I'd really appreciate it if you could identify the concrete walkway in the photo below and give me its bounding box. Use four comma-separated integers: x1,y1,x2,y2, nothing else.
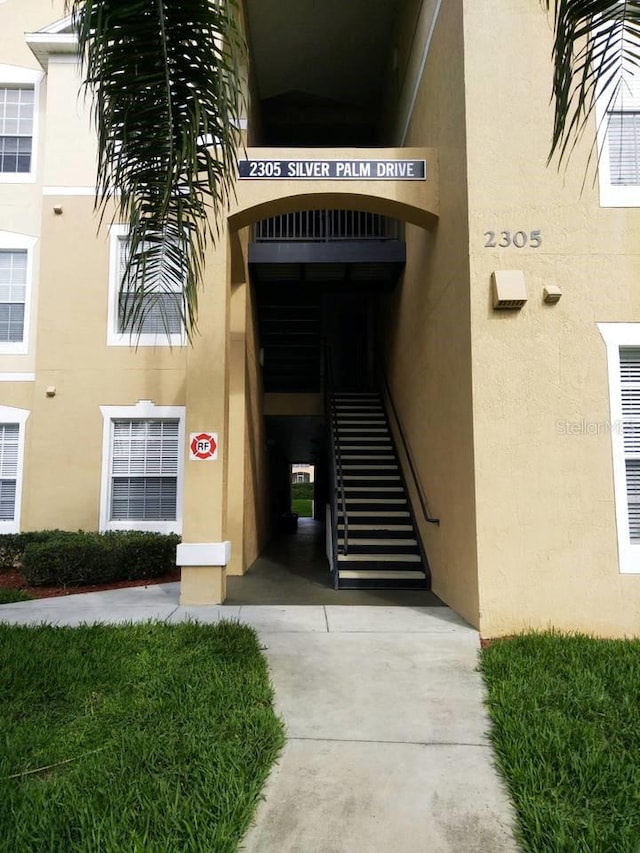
0,584,518,852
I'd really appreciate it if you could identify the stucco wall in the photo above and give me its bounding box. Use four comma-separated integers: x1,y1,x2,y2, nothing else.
25,196,187,531
243,278,270,568
381,0,480,627
464,0,640,637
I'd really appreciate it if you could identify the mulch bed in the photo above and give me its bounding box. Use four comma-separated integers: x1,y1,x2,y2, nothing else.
0,568,181,599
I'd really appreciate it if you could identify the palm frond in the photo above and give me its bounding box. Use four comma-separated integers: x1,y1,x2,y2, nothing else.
67,0,246,341
541,1,640,165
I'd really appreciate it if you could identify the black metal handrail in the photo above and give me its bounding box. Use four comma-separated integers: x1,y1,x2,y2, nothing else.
380,370,440,525
324,346,349,570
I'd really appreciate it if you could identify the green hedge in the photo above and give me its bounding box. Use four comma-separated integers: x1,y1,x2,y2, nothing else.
0,531,66,572
291,482,313,500
2,530,180,588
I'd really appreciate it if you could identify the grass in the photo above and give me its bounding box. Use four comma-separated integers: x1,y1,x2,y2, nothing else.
291,499,312,517
0,588,34,604
480,632,640,853
0,621,285,853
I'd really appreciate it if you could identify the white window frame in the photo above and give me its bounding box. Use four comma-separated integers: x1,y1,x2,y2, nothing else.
99,400,185,534
593,23,640,209
599,323,640,572
107,224,187,347
0,230,36,355
0,65,43,184
0,405,29,533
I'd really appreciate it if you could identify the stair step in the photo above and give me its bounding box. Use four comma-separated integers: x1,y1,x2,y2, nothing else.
344,486,404,492
341,454,395,460
336,425,387,430
338,538,418,548
338,432,389,437
335,415,386,421
342,464,398,470
338,511,411,518
344,498,407,504
340,445,389,450
337,570,426,581
337,553,422,563
339,444,392,449
335,411,384,417
338,522,413,536
335,414,386,420
341,548,420,557
335,426,389,440
343,475,401,481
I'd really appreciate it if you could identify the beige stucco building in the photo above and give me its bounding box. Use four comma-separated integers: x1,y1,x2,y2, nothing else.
1,0,639,637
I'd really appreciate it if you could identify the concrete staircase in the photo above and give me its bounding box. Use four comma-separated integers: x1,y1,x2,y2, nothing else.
330,391,429,589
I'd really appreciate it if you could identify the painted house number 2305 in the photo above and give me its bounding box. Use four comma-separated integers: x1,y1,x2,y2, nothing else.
484,230,542,248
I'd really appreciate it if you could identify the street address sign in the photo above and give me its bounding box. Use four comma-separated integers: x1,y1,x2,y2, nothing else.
238,159,426,181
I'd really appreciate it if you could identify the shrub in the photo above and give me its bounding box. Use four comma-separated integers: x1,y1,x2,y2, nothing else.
291,482,313,500
20,531,180,588
0,531,67,572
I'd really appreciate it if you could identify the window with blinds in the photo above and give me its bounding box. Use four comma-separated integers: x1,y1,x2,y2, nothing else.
116,236,183,337
0,423,19,521
0,87,33,174
0,250,26,343
608,111,640,185
110,419,179,521
594,59,640,204
620,348,640,542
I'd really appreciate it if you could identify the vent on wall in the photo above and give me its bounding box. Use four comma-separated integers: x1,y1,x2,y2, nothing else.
491,270,527,310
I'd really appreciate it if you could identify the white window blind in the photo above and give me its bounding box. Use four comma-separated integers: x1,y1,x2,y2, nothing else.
0,423,19,521
0,88,33,174
608,112,640,185
607,73,640,186
0,250,26,343
116,236,183,336
110,419,179,521
620,348,640,542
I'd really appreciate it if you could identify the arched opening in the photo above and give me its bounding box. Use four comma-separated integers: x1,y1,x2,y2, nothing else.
227,192,441,602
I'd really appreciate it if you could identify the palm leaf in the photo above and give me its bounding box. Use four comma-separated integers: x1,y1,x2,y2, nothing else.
541,1,640,165
67,0,246,341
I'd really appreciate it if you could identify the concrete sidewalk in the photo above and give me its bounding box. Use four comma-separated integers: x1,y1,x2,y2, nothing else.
0,584,518,852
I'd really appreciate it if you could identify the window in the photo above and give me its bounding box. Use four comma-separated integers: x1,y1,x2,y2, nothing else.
0,231,35,354
0,250,26,344
620,348,640,545
0,66,41,183
111,420,179,521
0,406,29,533
0,424,19,521
0,87,34,174
599,324,640,571
596,55,640,205
100,401,185,533
107,225,186,346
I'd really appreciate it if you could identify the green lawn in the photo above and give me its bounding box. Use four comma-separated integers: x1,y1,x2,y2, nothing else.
0,621,284,853
480,632,640,852
0,588,34,604
291,498,312,517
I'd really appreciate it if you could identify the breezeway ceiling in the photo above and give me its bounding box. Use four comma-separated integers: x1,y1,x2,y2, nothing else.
244,0,409,145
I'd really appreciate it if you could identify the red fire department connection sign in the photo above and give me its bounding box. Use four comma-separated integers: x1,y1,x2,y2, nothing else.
189,432,218,461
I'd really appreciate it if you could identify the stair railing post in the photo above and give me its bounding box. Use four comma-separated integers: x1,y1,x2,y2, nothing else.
324,346,349,586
